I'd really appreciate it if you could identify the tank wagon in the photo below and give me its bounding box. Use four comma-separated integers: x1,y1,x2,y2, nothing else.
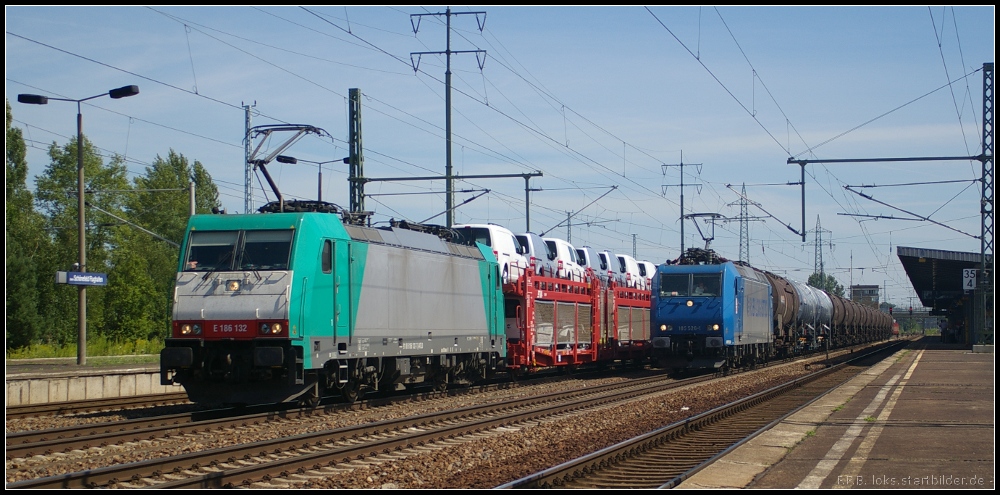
162,205,652,406
650,248,892,372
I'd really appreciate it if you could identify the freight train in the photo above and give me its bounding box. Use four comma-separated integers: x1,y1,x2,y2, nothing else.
160,202,650,406
649,248,894,372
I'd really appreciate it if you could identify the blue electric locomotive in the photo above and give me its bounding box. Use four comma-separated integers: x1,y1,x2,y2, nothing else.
650,260,773,371
650,248,893,372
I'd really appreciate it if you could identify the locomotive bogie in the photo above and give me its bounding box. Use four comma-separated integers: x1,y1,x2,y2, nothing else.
161,338,306,404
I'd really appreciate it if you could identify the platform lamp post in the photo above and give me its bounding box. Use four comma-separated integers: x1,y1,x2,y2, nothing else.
275,155,348,203
17,85,139,366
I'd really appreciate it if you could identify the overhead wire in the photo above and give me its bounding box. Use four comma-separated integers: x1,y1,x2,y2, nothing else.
11,7,982,292
645,6,982,297
0,9,682,252
302,7,688,239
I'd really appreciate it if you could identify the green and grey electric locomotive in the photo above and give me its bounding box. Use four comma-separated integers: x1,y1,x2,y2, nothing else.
160,211,506,405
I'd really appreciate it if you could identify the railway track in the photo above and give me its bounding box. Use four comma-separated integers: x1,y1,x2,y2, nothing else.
4,392,191,419
498,340,907,489
6,343,895,489
5,400,314,460
7,371,696,489
3,368,643,460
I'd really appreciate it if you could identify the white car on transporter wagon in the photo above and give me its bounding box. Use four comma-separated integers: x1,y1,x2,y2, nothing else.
454,223,528,284
543,237,586,282
515,232,558,278
615,252,645,289
637,260,657,290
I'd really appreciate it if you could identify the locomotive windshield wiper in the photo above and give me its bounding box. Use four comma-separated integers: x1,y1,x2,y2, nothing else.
202,250,234,281
239,251,263,281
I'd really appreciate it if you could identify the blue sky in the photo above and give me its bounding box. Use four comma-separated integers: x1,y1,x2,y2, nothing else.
6,6,995,307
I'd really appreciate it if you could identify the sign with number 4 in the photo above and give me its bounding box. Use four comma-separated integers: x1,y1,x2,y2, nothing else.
963,269,977,291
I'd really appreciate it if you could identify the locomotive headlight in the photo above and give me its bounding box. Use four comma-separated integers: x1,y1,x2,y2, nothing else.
711,324,720,331
259,322,283,335
660,324,667,331
227,280,241,291
180,324,202,335
686,300,693,307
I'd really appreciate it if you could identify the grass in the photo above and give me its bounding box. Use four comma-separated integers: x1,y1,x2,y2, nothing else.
864,416,877,423
832,397,851,412
6,336,164,365
76,354,160,365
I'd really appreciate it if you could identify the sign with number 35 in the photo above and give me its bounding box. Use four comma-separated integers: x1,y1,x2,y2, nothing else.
962,269,977,291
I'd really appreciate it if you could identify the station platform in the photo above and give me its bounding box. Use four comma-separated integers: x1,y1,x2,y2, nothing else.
679,336,995,489
5,356,174,406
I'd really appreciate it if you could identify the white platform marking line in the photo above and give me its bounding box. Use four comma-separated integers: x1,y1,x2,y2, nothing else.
796,354,912,489
832,350,924,488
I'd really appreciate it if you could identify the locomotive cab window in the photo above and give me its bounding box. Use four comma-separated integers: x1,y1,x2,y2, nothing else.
240,230,293,270
184,231,238,271
183,229,293,272
692,274,721,296
659,274,690,296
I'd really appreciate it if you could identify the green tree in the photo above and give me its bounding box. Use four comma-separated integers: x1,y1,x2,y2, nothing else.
5,99,49,350
108,149,221,341
808,272,845,298
131,149,219,245
7,107,224,351
103,227,164,342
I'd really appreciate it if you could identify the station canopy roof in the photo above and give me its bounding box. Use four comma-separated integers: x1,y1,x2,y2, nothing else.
896,246,983,315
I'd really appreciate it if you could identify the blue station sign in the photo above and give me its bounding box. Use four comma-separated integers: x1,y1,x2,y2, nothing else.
55,271,108,286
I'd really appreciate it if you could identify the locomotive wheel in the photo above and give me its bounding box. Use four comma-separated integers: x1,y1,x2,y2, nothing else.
433,378,449,392
508,368,524,382
341,381,361,403
300,395,320,408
